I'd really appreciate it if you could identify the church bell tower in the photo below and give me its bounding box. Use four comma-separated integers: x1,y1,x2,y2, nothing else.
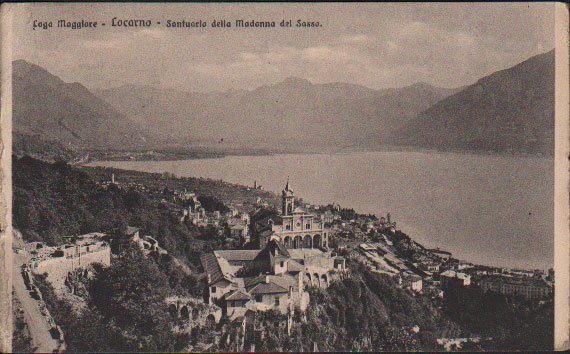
282,178,294,215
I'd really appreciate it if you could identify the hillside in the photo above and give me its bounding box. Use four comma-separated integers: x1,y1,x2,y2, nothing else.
389,50,555,156
13,60,151,149
14,52,553,157
11,156,460,352
12,155,277,254
13,132,84,162
13,156,553,351
95,79,457,149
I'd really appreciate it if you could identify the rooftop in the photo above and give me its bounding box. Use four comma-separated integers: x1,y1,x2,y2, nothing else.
214,250,260,262
226,289,251,301
244,274,295,295
250,282,288,294
481,275,550,288
288,248,324,260
293,207,306,214
201,253,231,285
287,260,304,273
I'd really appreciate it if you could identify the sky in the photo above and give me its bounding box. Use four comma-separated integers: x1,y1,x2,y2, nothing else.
10,3,554,92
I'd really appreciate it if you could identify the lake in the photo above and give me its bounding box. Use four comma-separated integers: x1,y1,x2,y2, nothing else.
89,150,554,270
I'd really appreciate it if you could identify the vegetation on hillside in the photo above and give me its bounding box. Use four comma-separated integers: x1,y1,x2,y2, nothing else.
196,195,230,213
13,133,83,162
13,156,554,352
390,50,554,156
443,284,554,351
34,244,190,352
241,261,460,352
13,155,239,269
12,295,34,353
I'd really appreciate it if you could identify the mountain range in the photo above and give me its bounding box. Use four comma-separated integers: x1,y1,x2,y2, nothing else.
13,60,151,149
12,49,554,158
95,78,459,149
389,49,554,156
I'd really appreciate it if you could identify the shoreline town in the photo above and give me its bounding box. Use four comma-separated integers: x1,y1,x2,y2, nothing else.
14,165,554,351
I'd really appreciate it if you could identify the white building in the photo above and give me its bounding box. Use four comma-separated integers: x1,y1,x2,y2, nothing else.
201,240,346,320
261,180,331,249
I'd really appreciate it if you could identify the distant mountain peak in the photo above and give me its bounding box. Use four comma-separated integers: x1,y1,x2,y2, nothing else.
408,82,435,90
13,58,37,68
13,59,50,75
13,59,52,75
390,50,554,156
13,58,31,66
96,70,458,149
13,60,151,149
279,77,312,86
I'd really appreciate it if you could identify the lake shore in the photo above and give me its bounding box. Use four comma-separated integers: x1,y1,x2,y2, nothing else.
81,144,554,165
87,150,554,270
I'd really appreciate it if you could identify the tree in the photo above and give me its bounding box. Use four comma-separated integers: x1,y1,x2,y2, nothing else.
90,244,176,351
197,195,230,213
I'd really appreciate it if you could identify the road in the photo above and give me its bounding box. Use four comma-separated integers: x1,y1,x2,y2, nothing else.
12,232,60,353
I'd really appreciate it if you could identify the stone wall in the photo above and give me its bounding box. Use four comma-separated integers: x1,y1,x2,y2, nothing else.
31,246,110,291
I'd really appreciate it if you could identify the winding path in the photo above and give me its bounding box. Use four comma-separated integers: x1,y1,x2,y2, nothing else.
12,231,60,353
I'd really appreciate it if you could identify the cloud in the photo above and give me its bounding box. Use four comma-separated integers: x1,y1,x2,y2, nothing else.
138,28,167,39
80,38,122,49
302,46,353,63
10,3,554,92
341,34,370,44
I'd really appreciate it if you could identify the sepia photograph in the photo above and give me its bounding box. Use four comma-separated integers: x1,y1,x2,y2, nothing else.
1,2,568,352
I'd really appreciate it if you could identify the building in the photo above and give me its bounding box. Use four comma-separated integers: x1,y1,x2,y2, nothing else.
200,240,346,319
126,226,168,255
321,210,334,225
429,248,452,260
399,272,423,292
173,190,197,204
227,213,251,243
440,270,471,287
178,194,209,225
201,241,306,319
98,173,119,189
480,275,552,300
260,179,331,249
28,235,111,292
420,259,441,273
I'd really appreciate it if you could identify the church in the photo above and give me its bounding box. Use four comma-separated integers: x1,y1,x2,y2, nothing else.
260,179,330,249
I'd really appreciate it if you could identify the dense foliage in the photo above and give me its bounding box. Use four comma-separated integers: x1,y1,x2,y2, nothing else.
14,156,554,352
34,244,190,352
12,295,34,353
246,261,460,352
246,262,553,351
13,155,234,269
443,284,554,350
197,195,230,213
13,133,82,162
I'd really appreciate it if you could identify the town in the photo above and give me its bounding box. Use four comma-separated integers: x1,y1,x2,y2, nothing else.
13,168,554,352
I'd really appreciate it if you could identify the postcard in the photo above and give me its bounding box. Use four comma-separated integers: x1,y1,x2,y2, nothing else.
0,2,568,352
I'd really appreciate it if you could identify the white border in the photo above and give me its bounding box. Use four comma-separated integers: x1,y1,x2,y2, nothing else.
554,2,570,351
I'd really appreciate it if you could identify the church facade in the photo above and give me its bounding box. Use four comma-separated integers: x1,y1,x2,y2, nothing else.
263,180,330,249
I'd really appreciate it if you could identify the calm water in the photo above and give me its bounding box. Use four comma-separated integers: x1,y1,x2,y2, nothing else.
89,151,554,270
